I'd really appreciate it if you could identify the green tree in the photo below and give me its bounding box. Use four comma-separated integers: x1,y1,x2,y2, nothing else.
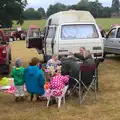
76,0,89,10
88,0,103,18
0,0,27,28
47,3,68,17
38,7,46,18
112,0,120,12
102,7,112,18
24,8,42,20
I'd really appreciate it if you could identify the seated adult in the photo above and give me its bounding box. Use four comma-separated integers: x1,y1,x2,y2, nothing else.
74,47,86,61
74,47,95,66
24,57,45,102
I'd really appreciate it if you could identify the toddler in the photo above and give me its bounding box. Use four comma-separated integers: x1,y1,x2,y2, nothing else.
46,54,61,76
49,68,69,97
11,59,25,101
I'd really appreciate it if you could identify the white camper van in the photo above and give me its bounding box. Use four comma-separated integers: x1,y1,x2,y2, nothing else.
45,10,104,59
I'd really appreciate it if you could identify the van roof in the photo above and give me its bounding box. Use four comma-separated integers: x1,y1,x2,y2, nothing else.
46,10,96,26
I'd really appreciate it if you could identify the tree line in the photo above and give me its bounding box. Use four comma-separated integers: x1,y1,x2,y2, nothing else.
46,0,120,18
0,0,119,28
24,0,120,20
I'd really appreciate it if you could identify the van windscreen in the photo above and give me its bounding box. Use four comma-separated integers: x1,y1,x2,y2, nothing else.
61,24,99,39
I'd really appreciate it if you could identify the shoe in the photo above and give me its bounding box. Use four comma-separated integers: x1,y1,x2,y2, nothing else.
15,97,19,102
49,100,57,106
20,97,24,101
32,94,37,102
27,94,32,102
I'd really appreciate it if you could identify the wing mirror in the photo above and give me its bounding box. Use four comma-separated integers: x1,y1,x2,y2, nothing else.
106,34,109,38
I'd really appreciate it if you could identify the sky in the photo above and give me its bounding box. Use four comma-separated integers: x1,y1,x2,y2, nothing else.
27,0,112,10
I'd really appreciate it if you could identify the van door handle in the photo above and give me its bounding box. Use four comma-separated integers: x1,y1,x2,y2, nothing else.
111,41,113,43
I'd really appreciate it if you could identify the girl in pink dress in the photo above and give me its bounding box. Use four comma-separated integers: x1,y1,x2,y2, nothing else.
49,71,69,96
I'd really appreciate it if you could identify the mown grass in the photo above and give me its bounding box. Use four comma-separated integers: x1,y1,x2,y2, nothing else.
1,41,120,120
96,18,120,31
13,19,46,31
13,18,120,31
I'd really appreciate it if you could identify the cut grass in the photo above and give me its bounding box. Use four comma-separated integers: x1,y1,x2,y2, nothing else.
0,41,120,120
96,18,120,31
13,19,46,31
13,18,120,31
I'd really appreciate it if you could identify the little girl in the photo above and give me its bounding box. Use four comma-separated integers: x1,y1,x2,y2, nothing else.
49,67,69,96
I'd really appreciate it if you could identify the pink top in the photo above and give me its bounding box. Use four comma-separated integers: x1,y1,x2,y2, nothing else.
50,74,69,96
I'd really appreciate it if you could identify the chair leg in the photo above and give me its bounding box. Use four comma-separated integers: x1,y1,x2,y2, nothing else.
58,98,62,108
95,79,97,100
47,98,50,107
63,96,65,105
79,82,82,104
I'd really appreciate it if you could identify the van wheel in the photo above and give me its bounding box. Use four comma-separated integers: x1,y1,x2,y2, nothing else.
103,53,107,58
2,64,10,75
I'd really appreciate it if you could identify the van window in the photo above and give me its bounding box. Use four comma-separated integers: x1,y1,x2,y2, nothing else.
108,28,116,38
47,27,54,38
61,24,99,39
28,28,40,38
117,28,120,38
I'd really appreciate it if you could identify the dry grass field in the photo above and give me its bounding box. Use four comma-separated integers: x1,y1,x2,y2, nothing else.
0,41,120,120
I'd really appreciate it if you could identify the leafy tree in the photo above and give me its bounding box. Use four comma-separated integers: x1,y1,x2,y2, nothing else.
0,0,27,28
88,0,103,18
68,5,78,10
38,7,46,18
24,8,42,20
76,0,89,10
112,0,120,12
102,7,112,18
46,3,68,17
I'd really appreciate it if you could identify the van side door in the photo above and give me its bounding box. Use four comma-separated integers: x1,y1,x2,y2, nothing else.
105,28,117,53
45,26,56,55
114,28,120,53
26,28,43,50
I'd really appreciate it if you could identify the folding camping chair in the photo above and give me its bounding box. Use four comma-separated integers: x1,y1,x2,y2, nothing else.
69,63,98,104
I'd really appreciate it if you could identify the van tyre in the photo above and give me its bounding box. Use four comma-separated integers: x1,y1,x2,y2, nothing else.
103,53,107,58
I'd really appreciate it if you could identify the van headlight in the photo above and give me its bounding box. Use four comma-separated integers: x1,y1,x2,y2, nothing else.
93,47,102,50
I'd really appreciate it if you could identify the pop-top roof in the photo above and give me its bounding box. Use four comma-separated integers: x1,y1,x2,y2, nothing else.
46,10,96,26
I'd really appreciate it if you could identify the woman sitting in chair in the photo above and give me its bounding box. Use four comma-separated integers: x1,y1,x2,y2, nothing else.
74,47,95,66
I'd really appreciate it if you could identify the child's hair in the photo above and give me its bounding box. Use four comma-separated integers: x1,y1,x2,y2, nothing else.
15,58,22,67
49,71,56,77
29,57,40,66
52,54,57,57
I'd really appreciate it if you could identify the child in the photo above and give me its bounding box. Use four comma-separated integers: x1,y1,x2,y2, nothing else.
49,68,69,97
46,54,61,76
24,57,45,102
11,59,25,101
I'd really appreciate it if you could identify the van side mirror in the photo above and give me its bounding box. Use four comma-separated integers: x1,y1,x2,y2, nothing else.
106,34,109,38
